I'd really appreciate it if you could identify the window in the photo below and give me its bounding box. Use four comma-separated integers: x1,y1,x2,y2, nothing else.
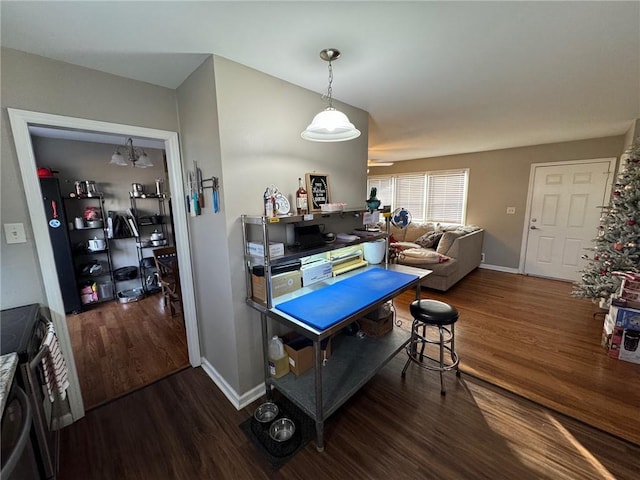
367,169,468,224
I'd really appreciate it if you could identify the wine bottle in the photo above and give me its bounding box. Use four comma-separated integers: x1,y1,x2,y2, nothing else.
296,178,308,215
264,188,274,218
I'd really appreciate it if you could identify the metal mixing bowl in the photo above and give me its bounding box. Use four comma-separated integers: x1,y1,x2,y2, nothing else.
268,417,295,442
253,402,279,423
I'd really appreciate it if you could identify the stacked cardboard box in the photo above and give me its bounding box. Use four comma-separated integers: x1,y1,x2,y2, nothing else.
358,302,394,337
606,305,640,364
282,332,332,376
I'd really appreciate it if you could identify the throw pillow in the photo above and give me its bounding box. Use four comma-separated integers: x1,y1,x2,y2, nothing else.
415,231,443,249
436,231,464,255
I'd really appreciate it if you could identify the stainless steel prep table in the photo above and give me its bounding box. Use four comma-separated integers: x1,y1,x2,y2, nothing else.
254,263,429,451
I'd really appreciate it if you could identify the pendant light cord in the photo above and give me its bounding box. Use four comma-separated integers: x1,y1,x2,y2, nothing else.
323,60,334,109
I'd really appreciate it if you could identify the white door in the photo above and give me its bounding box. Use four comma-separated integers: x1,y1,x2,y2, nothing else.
523,160,614,281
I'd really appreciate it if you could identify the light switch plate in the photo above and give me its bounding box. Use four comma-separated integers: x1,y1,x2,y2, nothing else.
4,223,27,244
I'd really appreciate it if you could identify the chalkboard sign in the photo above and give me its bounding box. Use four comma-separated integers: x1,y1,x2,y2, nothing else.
305,173,330,212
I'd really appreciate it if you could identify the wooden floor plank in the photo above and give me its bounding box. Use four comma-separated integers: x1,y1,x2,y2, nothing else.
66,292,189,410
59,363,640,480
393,268,640,446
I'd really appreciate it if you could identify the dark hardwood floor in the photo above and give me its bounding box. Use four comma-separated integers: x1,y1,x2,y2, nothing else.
60,360,639,479
393,268,640,446
66,292,189,410
59,269,640,479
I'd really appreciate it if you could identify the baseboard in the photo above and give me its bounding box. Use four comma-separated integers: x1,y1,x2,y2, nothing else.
479,264,520,274
200,358,266,410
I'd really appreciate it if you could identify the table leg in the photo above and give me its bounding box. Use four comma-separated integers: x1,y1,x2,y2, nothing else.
314,339,325,452
261,313,272,400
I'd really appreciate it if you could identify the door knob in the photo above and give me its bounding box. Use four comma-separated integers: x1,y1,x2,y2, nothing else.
530,225,538,230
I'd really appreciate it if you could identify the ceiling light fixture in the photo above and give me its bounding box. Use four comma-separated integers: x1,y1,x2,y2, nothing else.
301,48,361,142
367,161,395,167
110,137,153,168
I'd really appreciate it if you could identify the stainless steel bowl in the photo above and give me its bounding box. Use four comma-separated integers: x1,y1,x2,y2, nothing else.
254,402,279,423
268,417,295,442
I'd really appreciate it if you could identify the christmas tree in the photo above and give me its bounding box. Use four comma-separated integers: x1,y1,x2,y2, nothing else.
573,137,640,301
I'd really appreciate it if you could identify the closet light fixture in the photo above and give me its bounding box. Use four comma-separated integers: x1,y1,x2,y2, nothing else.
301,48,361,142
110,137,153,168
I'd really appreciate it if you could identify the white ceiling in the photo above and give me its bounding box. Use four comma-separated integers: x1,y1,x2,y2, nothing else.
2,1,639,163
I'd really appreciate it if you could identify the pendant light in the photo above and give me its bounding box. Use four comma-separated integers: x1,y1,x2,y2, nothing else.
110,137,153,168
301,48,361,142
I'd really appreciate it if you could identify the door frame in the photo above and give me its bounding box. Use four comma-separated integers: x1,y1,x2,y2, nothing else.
518,157,617,277
8,108,201,421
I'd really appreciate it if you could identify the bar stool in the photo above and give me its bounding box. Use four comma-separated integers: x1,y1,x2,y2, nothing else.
401,299,460,395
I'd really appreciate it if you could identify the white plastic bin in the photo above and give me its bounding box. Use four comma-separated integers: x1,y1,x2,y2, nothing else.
363,239,386,264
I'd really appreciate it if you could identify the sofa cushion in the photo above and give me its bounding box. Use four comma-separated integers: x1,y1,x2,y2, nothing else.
398,248,451,264
415,231,443,249
389,224,407,242
436,231,465,255
404,223,435,243
391,241,421,251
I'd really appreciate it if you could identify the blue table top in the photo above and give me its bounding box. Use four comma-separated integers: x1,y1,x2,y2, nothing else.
276,268,418,331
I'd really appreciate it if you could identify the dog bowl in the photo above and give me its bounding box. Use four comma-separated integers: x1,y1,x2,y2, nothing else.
268,417,296,442
254,402,279,424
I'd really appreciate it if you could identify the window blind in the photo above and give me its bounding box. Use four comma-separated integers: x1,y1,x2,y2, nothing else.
367,169,468,224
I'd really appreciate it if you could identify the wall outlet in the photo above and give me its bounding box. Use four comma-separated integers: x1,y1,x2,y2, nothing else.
506,206,516,215
480,252,485,263
4,223,27,244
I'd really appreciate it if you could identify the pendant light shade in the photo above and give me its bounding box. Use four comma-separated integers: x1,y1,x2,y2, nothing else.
301,48,361,142
301,107,361,142
109,137,153,168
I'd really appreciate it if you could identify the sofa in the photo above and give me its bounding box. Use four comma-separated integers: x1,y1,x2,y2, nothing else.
389,222,484,291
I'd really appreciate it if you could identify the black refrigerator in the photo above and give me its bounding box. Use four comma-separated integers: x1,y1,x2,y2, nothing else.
40,177,82,313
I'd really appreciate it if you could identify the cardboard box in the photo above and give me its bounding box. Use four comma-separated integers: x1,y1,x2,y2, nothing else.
247,241,284,258
609,326,640,364
365,302,393,321
602,313,614,350
251,270,301,302
359,311,394,337
300,259,332,286
282,332,332,376
609,306,640,329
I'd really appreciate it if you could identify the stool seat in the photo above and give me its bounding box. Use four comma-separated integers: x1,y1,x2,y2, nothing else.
409,299,459,326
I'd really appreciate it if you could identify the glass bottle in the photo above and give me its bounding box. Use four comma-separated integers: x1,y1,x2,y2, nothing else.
296,178,308,215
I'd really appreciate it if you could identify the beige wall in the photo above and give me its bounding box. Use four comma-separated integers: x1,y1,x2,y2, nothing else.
30,137,168,280
1,48,179,309
376,136,625,268
176,55,371,396
212,55,369,393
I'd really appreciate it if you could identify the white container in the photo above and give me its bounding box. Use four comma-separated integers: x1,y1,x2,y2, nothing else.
268,336,289,378
87,237,106,251
363,239,386,264
247,242,284,258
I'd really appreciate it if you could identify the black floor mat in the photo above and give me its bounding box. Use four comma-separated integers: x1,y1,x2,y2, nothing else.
240,395,315,469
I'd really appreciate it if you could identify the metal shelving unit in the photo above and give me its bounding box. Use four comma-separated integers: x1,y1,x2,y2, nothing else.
129,194,170,294
241,210,427,451
64,194,116,309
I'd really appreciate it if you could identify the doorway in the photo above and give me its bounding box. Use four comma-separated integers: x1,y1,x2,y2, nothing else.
8,108,201,420
521,158,616,281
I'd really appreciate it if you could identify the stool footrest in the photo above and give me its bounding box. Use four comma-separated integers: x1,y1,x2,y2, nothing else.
405,346,459,372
